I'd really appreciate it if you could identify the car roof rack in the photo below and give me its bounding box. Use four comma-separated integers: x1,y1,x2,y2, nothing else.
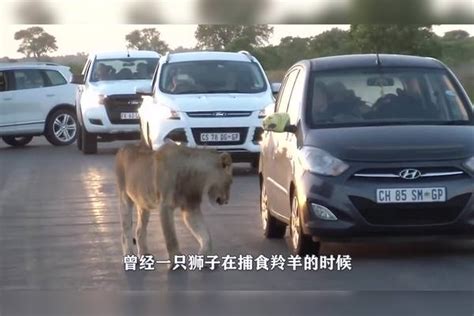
0,61,64,66
238,50,254,61
163,52,171,63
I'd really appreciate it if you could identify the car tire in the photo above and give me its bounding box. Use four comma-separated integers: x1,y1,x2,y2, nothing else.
81,126,97,154
251,157,259,169
289,194,321,256
2,136,33,147
45,108,78,146
76,124,83,150
260,180,286,238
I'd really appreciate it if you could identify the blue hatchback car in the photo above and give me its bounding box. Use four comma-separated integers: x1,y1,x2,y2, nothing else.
260,54,474,255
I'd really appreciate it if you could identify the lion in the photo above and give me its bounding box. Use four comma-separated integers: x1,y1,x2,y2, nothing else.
115,141,233,263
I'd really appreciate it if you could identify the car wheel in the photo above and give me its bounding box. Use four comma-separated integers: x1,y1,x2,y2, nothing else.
45,109,78,146
289,194,320,256
260,180,286,238
251,157,259,169
81,126,97,154
76,124,83,150
2,136,33,147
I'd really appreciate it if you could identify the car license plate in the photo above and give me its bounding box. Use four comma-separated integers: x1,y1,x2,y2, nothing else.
120,112,139,120
376,187,446,204
200,132,240,142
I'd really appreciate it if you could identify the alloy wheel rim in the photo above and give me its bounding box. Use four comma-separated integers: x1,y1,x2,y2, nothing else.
291,197,300,250
53,114,76,142
261,185,268,231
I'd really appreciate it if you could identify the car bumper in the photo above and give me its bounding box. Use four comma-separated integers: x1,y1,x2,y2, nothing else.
146,115,263,161
82,106,140,134
297,162,474,241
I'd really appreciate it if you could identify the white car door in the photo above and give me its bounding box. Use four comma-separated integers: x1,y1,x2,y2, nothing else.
5,69,49,134
0,70,14,132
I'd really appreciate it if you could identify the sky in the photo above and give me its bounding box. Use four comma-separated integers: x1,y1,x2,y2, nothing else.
2,24,474,59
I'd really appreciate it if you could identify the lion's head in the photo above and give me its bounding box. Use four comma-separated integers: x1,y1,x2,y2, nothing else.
207,152,233,206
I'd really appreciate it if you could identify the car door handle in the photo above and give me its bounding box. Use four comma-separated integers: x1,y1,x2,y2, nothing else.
3,97,12,101
46,94,55,97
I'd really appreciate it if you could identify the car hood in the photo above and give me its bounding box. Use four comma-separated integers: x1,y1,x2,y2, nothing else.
305,125,474,162
87,80,151,95
162,93,272,112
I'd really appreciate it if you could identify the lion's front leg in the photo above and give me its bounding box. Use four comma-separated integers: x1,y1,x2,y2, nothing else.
119,193,135,256
159,202,181,260
182,208,212,256
135,206,150,258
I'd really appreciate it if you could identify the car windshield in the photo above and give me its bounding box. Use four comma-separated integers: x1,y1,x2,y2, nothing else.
307,67,472,127
90,58,158,82
159,60,267,94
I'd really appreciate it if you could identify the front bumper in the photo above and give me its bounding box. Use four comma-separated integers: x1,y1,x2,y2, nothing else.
297,161,474,240
146,113,264,162
82,106,140,134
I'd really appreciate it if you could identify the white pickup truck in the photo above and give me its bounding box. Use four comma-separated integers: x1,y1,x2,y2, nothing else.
72,50,160,154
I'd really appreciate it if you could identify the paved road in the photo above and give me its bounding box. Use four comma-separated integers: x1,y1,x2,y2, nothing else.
1,138,473,315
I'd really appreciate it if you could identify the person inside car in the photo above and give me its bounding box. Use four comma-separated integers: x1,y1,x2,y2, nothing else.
94,63,109,81
326,81,364,121
134,63,148,79
311,81,332,122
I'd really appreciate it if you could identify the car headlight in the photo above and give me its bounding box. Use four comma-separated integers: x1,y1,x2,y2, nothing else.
464,156,474,172
156,105,180,120
82,93,106,108
298,147,349,176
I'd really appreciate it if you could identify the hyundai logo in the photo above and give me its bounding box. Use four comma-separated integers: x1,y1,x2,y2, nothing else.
214,112,226,117
399,169,422,180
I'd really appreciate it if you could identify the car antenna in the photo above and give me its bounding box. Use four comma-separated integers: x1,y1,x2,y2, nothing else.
376,52,381,67
127,49,130,58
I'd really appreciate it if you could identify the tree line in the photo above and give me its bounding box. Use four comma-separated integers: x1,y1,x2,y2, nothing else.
8,25,474,72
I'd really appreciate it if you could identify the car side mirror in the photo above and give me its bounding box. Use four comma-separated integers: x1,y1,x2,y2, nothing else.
262,112,295,133
271,82,281,95
135,86,153,96
70,74,84,84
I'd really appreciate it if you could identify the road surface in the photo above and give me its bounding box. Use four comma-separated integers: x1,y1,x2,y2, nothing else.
1,138,473,315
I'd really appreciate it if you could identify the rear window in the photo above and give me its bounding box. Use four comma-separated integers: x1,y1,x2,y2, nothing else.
159,60,267,94
307,67,472,127
44,70,67,86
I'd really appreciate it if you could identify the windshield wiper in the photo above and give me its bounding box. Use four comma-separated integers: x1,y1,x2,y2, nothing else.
200,89,244,94
437,120,472,125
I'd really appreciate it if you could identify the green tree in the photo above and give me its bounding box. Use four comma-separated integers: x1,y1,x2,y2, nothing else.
125,28,169,53
349,24,441,57
443,30,470,41
195,25,273,51
309,28,353,57
14,27,58,59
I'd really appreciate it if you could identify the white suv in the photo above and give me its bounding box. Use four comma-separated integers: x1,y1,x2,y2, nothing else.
0,62,77,147
138,51,278,166
72,50,160,154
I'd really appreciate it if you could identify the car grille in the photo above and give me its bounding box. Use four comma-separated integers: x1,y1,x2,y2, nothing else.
349,193,471,226
352,167,466,181
186,111,252,118
103,94,142,125
191,127,248,146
